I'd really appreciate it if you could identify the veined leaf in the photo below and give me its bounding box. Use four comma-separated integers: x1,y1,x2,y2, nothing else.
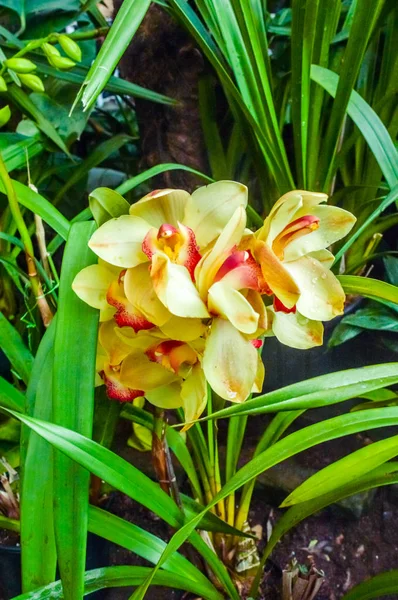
52,222,99,600
0,311,33,385
281,434,398,506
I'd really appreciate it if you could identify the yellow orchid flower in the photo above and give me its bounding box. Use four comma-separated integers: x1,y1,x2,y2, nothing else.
96,321,208,426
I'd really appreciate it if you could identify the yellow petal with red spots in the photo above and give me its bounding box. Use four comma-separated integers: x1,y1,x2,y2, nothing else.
129,189,189,228
124,263,171,327
72,263,115,310
203,317,258,403
88,215,151,268
102,362,144,403
151,252,209,318
107,279,154,331
183,180,248,249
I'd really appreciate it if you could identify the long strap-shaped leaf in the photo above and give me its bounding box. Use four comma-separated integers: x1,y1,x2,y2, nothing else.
311,64,398,190
12,566,223,600
52,222,99,600
0,311,33,385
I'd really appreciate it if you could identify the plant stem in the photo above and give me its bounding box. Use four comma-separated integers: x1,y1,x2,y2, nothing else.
0,155,53,326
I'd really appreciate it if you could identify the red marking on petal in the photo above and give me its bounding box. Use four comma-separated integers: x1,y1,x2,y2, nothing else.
146,340,197,374
142,228,158,260
273,296,297,314
215,250,272,295
251,339,263,349
273,215,320,259
107,280,154,332
101,370,144,403
158,223,178,239
176,223,201,280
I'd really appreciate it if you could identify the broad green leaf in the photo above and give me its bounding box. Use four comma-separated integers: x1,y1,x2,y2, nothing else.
338,275,398,305
12,566,223,600
192,363,398,421
0,178,70,239
0,311,33,385
0,376,25,412
342,569,398,600
281,434,398,506
89,187,130,226
311,65,398,190
261,462,398,577
116,162,214,196
384,256,398,286
328,321,362,348
343,305,398,332
74,0,152,111
21,322,57,592
52,222,99,600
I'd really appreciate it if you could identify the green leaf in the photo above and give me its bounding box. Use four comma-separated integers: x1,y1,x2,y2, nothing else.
74,0,152,111
88,506,211,585
343,306,398,332
54,134,132,206
311,65,398,190
52,222,99,600
12,566,224,600
262,462,398,570
0,178,71,239
6,84,71,156
0,515,20,532
342,570,398,599
180,493,253,538
338,275,398,305
193,363,398,422
328,322,362,348
115,162,214,196
0,312,33,385
89,187,130,226
281,434,398,506
0,134,44,173
0,375,25,412
21,322,57,592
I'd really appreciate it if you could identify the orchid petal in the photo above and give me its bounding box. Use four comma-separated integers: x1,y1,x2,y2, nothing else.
251,239,300,308
160,315,206,341
120,352,178,390
184,181,248,248
307,249,334,269
107,280,154,331
180,364,207,430
203,318,257,403
145,382,183,409
98,321,135,365
88,215,151,268
124,263,171,326
72,263,115,310
129,189,189,227
284,256,345,320
208,281,259,334
103,363,144,403
283,205,356,262
196,206,247,297
252,354,265,393
271,308,324,349
151,252,209,318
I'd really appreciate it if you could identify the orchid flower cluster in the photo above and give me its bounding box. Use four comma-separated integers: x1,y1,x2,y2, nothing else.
73,181,356,425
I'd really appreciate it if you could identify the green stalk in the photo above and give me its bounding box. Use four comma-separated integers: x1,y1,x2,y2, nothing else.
0,155,53,326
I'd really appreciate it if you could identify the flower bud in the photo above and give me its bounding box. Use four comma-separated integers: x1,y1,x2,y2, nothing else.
5,58,37,74
0,105,11,128
19,73,45,93
58,34,82,62
47,55,76,70
42,42,60,58
0,76,7,92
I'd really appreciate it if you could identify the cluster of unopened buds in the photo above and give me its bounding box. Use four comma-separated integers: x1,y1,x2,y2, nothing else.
73,181,356,426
